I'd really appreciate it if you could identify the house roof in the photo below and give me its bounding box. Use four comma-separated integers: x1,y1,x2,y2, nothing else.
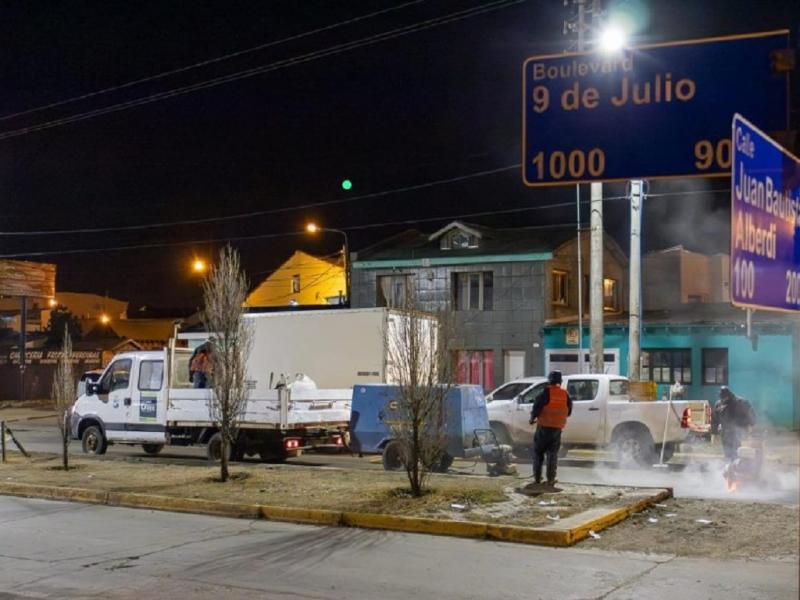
354,222,576,264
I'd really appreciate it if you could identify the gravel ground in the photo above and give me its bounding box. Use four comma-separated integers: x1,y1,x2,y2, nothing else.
586,495,800,560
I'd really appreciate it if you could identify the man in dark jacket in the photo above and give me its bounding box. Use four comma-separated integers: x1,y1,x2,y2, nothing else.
711,386,755,462
529,370,573,486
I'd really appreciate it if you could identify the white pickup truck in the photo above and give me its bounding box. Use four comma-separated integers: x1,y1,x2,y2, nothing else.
70,346,351,462
486,374,701,465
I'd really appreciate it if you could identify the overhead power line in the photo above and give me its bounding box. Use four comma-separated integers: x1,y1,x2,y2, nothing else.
0,163,522,236
0,1,425,123
0,0,525,142
0,187,726,259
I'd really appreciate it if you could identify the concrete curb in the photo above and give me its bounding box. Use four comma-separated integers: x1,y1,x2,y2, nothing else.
0,481,671,547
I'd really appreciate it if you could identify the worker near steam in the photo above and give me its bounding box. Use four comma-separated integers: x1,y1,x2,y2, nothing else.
711,386,755,462
529,370,573,486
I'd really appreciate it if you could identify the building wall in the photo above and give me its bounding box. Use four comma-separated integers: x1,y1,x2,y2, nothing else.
351,261,547,388
643,252,681,309
644,248,730,309
547,236,628,320
543,323,799,429
708,254,731,303
245,251,346,308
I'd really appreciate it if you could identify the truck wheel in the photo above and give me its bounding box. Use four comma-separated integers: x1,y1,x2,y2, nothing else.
382,440,405,471
141,443,163,455
81,426,107,456
614,429,655,467
206,433,230,464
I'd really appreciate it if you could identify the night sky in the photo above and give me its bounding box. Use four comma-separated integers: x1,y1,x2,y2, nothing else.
1,0,798,308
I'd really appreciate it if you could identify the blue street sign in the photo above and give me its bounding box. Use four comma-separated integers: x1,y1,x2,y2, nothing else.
731,114,800,313
522,31,788,187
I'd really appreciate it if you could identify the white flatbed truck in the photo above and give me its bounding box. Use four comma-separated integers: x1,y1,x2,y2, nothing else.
71,346,351,462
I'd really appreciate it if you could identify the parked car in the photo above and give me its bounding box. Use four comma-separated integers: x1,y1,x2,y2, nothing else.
486,374,704,466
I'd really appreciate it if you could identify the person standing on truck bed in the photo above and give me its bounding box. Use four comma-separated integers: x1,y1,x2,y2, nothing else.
189,344,212,389
529,370,573,486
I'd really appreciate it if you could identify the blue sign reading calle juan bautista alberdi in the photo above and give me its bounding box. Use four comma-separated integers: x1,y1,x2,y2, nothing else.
731,114,800,313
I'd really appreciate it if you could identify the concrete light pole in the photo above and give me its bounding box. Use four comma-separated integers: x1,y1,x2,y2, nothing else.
588,0,605,375
628,180,644,381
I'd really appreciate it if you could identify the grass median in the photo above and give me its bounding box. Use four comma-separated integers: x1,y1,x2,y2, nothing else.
0,453,661,529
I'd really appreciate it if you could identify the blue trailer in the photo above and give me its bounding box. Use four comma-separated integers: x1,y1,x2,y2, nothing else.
349,384,496,471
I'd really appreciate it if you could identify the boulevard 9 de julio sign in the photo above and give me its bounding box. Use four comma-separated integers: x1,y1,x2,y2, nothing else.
731,114,800,313
522,31,788,186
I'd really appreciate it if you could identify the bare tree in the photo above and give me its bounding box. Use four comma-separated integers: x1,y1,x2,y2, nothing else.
202,245,253,482
51,325,76,470
384,298,454,497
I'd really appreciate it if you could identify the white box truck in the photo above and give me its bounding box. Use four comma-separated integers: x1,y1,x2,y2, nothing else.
179,308,436,389
70,308,435,462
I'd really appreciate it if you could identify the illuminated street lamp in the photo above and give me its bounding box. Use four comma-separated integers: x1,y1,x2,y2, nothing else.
48,298,57,308
598,25,626,54
191,258,208,275
305,222,350,306
99,314,110,325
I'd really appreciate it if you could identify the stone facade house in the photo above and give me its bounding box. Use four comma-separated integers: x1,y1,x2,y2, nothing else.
351,221,627,390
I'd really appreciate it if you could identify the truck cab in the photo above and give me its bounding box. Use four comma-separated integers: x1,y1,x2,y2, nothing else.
71,351,167,454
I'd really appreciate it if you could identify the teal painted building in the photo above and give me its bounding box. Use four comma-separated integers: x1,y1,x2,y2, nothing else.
543,306,800,429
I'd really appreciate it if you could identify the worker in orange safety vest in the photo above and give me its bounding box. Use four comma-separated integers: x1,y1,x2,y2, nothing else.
529,370,573,486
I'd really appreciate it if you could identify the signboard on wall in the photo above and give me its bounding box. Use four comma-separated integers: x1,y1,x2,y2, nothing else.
0,260,56,298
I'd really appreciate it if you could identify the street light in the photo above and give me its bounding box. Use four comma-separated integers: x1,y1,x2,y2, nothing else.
99,314,110,325
598,25,626,54
191,258,208,275
305,222,350,307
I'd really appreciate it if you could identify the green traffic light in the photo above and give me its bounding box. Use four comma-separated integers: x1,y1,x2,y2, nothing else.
341,179,352,191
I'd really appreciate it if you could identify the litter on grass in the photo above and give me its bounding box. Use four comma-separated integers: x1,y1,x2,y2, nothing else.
648,517,659,523
588,530,601,540
546,514,560,521
696,519,713,524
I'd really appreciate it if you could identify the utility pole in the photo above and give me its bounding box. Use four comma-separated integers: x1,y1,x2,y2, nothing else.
588,0,605,374
575,0,585,373
628,181,644,382
569,0,604,374
576,185,583,373
19,296,27,402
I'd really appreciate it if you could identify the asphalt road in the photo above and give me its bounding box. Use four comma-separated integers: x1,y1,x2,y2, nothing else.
1,496,797,600
8,417,800,504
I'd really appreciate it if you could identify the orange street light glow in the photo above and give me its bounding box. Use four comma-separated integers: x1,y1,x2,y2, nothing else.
48,298,57,308
192,258,208,273
306,223,319,234
100,314,110,324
